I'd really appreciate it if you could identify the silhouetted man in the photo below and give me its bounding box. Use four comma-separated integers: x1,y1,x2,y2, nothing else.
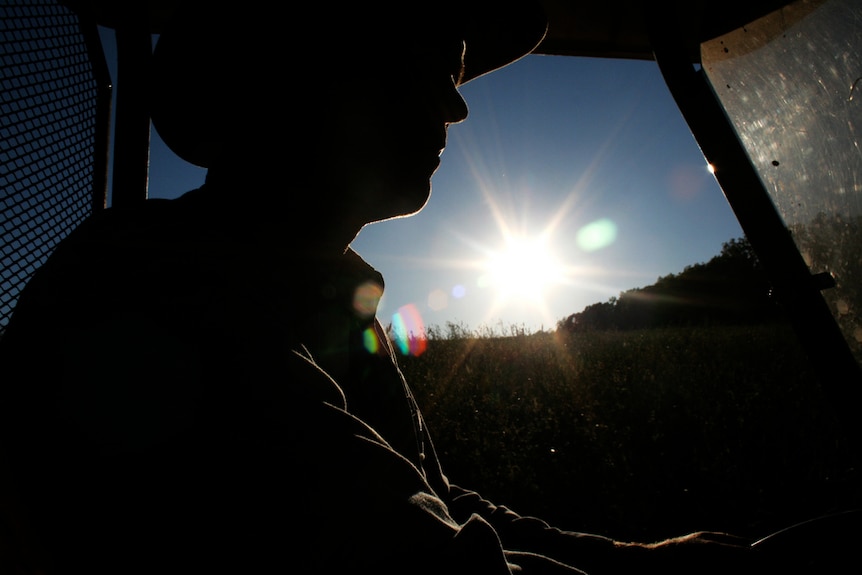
1,2,810,573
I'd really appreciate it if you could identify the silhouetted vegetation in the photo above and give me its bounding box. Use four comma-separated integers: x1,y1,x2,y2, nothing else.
557,237,783,334
401,324,861,543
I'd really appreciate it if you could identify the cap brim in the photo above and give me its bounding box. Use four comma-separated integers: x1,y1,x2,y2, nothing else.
459,3,549,83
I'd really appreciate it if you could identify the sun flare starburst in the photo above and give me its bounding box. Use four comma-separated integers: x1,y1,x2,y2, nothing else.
481,234,564,304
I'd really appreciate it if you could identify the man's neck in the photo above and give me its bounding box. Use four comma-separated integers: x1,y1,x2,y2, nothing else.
192,174,361,259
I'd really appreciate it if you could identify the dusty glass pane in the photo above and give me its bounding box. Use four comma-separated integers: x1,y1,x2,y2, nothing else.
701,0,862,366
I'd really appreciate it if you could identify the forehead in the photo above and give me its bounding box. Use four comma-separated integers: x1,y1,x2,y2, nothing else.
337,9,467,56
338,27,466,82
398,35,466,70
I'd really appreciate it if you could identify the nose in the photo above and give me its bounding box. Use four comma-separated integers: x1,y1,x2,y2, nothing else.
444,87,469,125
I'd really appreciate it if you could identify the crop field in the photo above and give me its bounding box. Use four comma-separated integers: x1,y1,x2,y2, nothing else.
398,323,862,542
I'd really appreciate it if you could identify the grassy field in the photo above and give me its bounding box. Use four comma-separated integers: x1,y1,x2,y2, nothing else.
397,323,862,542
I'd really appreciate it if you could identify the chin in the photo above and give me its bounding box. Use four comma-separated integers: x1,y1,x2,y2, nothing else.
380,199,430,222
371,186,432,223
402,182,433,215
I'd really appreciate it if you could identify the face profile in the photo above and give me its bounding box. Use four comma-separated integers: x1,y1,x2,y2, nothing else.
310,38,471,227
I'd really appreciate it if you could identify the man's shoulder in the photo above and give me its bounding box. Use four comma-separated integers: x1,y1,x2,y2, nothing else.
7,193,226,327
39,188,239,274
47,196,186,256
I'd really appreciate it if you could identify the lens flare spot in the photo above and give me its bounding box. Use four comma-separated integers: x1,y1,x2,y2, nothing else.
353,281,383,319
391,304,427,356
576,219,617,252
428,288,448,311
669,164,706,201
452,284,466,299
362,327,380,354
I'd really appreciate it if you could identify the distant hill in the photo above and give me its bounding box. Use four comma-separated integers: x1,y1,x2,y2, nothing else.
557,237,785,332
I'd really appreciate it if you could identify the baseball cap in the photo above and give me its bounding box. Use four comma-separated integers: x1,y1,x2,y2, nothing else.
150,1,548,167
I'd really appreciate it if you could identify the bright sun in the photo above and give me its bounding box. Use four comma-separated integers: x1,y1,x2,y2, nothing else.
481,234,564,304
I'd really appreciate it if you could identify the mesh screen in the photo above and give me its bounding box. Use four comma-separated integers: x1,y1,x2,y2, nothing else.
1,0,107,336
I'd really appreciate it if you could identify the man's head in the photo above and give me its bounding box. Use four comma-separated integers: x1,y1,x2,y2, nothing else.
150,2,547,228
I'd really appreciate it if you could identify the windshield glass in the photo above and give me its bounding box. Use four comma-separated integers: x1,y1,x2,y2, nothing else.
701,0,862,368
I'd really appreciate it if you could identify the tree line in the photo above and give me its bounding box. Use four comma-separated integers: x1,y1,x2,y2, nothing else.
557,237,785,333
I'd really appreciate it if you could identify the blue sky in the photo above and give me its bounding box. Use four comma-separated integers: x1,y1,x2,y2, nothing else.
103,30,744,336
